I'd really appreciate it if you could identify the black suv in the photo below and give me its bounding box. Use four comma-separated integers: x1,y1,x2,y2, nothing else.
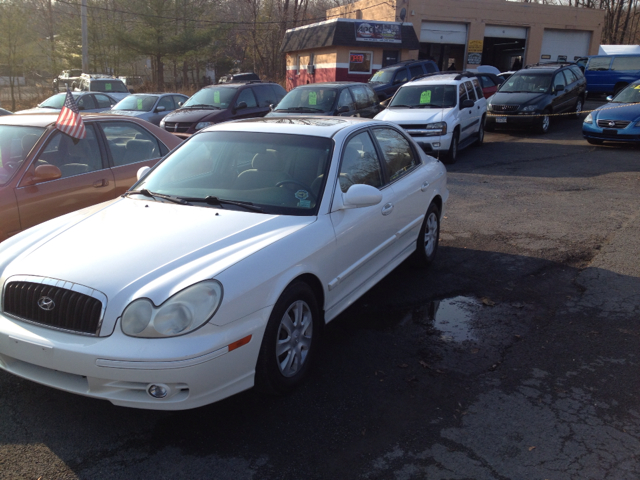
486,63,587,134
266,82,382,119
160,81,286,137
217,72,260,84
368,60,439,101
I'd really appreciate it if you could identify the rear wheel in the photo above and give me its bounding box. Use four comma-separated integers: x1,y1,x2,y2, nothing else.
475,117,485,146
255,281,321,395
412,202,440,268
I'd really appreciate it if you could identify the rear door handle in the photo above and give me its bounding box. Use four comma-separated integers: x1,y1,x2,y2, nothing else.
381,203,394,216
93,179,109,188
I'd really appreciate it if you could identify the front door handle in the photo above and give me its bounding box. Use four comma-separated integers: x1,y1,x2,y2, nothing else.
381,203,394,216
421,181,430,192
93,179,109,188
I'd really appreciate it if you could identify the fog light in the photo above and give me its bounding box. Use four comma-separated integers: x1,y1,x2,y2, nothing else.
148,384,168,398
433,142,440,148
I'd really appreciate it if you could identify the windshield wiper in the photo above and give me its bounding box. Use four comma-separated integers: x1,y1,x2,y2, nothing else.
122,189,191,205
38,105,59,109
390,104,415,108
182,196,264,213
278,106,325,112
184,104,221,109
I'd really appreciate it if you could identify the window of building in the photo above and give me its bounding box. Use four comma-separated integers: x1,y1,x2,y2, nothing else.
349,51,373,74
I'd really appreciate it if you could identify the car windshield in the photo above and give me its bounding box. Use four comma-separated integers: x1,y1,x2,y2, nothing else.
182,87,237,108
113,95,158,111
612,83,640,103
499,73,552,93
0,126,45,186
389,85,458,108
38,93,68,109
274,88,338,113
133,131,333,215
91,80,128,93
369,69,395,83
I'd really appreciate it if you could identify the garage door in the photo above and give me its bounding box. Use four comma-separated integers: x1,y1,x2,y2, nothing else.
540,29,591,62
420,22,467,44
485,25,527,39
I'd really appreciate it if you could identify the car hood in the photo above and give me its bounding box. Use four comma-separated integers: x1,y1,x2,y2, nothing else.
489,92,548,106
0,198,314,334
108,110,150,118
594,102,640,122
374,107,453,123
163,108,227,123
267,111,332,117
14,107,60,114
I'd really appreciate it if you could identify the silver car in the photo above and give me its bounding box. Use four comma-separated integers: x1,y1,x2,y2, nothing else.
15,91,118,114
108,93,188,125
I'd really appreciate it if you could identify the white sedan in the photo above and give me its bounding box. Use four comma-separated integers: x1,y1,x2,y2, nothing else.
0,117,448,410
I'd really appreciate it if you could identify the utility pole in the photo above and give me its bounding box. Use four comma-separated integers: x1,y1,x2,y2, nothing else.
81,0,89,73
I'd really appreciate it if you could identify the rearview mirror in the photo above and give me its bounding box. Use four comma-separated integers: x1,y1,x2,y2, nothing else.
137,166,151,181
342,184,383,209
31,164,62,184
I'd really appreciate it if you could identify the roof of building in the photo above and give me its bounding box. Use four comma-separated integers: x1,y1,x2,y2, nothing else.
280,18,420,53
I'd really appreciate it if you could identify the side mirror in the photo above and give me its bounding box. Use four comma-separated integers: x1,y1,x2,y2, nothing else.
31,164,62,184
129,88,135,94
606,95,613,102
269,103,275,111
342,184,383,209
177,101,183,107
155,106,166,112
336,105,350,114
137,166,151,181
461,98,474,109
555,84,565,93
78,105,85,111
235,102,248,112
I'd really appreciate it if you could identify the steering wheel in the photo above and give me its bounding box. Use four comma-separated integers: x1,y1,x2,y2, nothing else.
275,179,317,202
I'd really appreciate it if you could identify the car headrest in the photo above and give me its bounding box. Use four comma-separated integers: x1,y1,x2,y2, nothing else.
252,151,282,171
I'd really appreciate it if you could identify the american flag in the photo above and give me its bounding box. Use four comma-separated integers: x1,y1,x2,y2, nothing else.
55,87,86,140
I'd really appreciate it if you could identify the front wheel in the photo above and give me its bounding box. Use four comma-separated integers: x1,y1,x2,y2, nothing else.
443,130,459,164
536,111,550,134
412,202,440,268
255,281,321,395
573,98,583,119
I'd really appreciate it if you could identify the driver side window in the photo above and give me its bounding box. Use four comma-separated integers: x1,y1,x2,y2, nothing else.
237,88,258,108
339,132,382,193
337,89,356,111
553,73,566,92
37,125,103,179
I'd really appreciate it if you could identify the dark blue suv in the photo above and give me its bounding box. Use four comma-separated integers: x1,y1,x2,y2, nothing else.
368,60,439,101
583,55,640,95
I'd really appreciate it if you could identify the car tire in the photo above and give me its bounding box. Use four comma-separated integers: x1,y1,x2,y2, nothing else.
475,117,485,146
412,202,440,268
573,98,583,119
443,129,459,164
587,138,604,145
536,110,550,134
255,281,321,395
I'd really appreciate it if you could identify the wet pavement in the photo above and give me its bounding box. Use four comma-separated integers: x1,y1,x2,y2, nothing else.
1,100,640,479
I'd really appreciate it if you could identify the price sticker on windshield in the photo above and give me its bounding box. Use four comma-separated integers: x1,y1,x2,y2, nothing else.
105,83,112,91
137,99,143,110
214,91,220,103
309,91,317,105
420,90,432,104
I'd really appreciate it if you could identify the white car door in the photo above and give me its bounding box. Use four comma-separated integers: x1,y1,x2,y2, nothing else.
325,130,400,314
458,82,476,142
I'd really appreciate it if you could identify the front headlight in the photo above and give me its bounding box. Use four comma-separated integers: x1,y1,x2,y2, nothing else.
159,118,166,127
487,104,493,112
521,105,537,112
121,280,223,337
195,121,214,131
425,121,447,135
584,113,593,124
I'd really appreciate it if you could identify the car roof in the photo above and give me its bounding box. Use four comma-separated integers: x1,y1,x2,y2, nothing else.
202,116,376,138
378,59,432,71
408,73,467,85
293,82,365,88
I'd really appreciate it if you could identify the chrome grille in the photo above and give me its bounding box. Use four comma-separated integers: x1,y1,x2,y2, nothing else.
3,278,105,335
164,122,191,133
492,105,519,112
597,119,630,129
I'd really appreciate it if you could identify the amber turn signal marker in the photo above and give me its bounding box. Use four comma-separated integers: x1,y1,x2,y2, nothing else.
228,335,252,352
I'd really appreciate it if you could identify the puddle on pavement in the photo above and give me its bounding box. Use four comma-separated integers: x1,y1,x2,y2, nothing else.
416,296,481,343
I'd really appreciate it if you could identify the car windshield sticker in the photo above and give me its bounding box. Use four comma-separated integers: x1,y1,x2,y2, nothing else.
309,92,317,105
420,90,431,104
137,99,144,110
105,83,112,91
295,190,309,200
214,91,220,103
634,85,640,90
298,200,311,208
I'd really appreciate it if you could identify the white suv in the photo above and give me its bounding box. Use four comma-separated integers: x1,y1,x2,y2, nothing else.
375,72,487,163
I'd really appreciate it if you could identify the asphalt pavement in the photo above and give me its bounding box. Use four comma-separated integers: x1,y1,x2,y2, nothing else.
1,100,639,479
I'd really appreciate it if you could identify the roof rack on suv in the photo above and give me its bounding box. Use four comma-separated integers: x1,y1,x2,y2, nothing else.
409,71,477,82
525,63,573,69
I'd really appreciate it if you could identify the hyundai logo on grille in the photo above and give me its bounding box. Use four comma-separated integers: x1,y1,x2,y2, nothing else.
37,296,55,311
608,121,616,127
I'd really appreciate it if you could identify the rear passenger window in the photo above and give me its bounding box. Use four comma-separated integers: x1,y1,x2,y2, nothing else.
472,78,484,99
424,62,437,73
562,69,578,84
459,83,467,105
101,122,162,167
587,57,612,71
464,81,477,101
409,65,424,79
350,85,370,109
372,128,417,182
612,56,640,71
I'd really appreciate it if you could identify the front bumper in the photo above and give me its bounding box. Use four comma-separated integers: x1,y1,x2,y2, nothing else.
582,123,640,143
404,131,452,154
0,308,269,410
486,113,540,128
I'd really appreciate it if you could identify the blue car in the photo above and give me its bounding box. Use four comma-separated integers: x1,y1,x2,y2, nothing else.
108,93,188,125
582,80,640,145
